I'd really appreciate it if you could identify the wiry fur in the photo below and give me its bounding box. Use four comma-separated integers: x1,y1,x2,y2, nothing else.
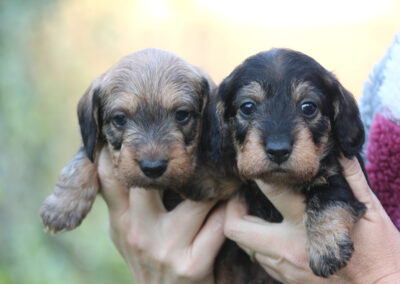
40,48,279,283
209,48,367,278
41,48,218,232
40,148,98,232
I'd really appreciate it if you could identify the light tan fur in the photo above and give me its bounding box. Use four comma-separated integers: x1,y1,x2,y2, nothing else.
236,82,266,102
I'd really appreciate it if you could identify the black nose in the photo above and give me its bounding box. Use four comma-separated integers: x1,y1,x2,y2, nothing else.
140,159,168,178
265,140,292,164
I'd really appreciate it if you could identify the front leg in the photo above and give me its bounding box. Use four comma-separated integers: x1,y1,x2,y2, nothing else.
40,148,99,233
305,174,366,278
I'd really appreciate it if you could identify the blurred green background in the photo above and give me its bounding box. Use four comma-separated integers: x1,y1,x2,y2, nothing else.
0,1,132,283
0,0,399,283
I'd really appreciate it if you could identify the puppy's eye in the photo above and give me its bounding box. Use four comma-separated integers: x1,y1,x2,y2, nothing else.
175,110,191,124
239,101,256,117
112,114,127,129
301,102,318,118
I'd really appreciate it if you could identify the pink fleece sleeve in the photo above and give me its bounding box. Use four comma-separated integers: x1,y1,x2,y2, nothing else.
366,113,400,229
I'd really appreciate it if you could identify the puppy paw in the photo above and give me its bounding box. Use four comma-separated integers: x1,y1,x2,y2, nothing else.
40,189,95,233
305,201,364,277
40,148,99,233
307,230,354,277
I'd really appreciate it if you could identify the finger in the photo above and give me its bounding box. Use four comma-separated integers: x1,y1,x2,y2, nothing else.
236,242,283,269
98,148,129,214
128,187,165,221
224,197,306,258
339,156,374,206
191,203,226,263
255,179,306,224
167,199,217,244
260,266,282,284
237,242,324,284
235,242,288,283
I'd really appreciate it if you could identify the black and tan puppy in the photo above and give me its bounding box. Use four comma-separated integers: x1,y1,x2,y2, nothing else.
40,48,231,232
208,48,367,278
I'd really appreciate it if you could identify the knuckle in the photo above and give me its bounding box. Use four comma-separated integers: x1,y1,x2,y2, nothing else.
154,246,173,264
126,230,148,252
169,250,207,281
285,250,308,271
174,264,191,279
224,220,241,240
172,261,203,280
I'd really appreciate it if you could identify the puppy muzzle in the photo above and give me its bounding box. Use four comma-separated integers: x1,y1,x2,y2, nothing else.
265,135,293,164
139,159,168,178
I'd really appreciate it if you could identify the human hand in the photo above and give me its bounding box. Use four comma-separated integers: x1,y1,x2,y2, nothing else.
224,156,400,284
98,149,226,284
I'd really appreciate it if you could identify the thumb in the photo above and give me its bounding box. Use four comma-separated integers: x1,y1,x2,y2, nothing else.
339,156,375,207
98,148,129,215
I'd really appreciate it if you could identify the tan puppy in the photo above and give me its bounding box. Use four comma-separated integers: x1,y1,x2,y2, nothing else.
40,48,218,232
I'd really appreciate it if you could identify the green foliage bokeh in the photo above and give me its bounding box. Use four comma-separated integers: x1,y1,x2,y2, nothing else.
0,1,131,283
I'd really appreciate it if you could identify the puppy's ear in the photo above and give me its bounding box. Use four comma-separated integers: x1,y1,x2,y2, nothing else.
204,77,233,162
193,67,215,114
77,80,103,162
329,76,365,157
199,77,211,115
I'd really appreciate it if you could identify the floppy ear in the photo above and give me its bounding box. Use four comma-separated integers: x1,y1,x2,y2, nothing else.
330,78,365,157
193,66,215,115
203,77,233,162
77,80,103,162
198,77,211,115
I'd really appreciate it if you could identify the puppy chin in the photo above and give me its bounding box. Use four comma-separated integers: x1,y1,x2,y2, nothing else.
242,164,317,186
121,173,189,191
127,179,166,190
258,170,298,185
